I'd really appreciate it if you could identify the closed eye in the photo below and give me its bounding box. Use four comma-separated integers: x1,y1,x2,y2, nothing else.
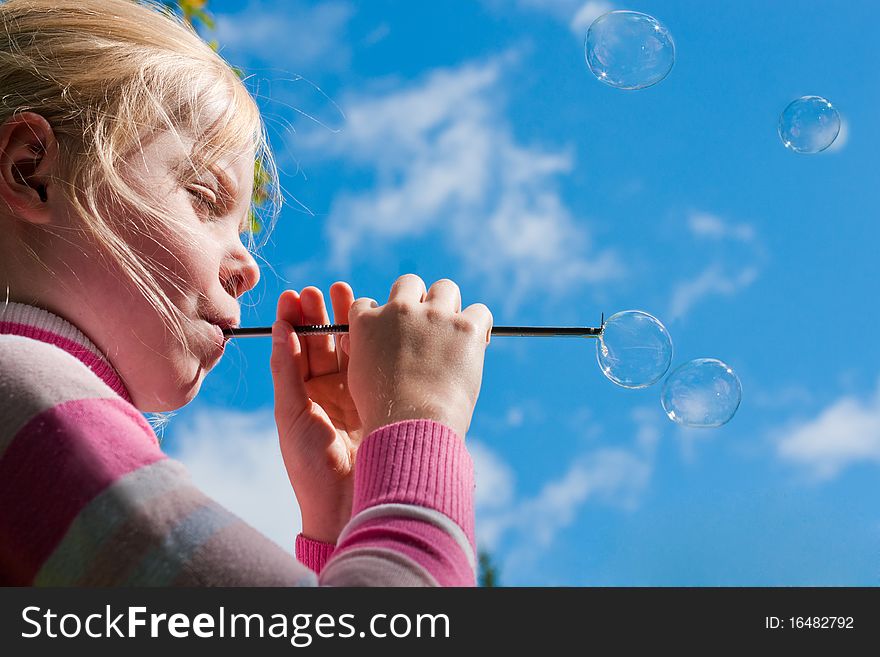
187,183,219,213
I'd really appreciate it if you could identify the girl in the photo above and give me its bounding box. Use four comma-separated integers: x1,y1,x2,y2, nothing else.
0,0,492,586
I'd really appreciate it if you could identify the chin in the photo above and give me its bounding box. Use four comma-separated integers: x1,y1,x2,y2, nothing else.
131,368,206,412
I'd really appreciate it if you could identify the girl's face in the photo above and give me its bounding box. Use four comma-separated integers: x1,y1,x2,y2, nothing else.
51,126,261,412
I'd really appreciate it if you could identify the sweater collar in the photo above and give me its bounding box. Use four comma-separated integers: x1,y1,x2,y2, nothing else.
0,301,133,404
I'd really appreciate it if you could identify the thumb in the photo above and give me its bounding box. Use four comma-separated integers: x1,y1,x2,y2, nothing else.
338,333,350,356
270,319,310,419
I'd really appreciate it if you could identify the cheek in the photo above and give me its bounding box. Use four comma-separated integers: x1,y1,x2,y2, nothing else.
129,217,216,283
161,240,221,294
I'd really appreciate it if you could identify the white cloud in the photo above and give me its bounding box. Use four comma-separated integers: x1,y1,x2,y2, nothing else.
214,1,353,71
471,440,517,512
167,404,661,583
632,406,661,452
668,263,759,321
776,381,880,481
362,23,390,47
505,406,524,427
667,211,764,321
302,57,622,317
474,408,657,555
482,0,613,37
752,384,814,410
688,211,755,242
524,449,651,543
169,406,301,554
570,1,614,35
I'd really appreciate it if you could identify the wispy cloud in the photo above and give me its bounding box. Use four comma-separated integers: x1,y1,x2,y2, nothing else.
167,402,655,573
668,263,759,321
752,384,814,410
473,408,658,565
471,441,517,513
482,0,613,37
775,381,880,481
523,449,651,543
688,211,755,242
570,1,614,36
214,1,354,72
361,22,390,47
667,211,764,321
301,56,622,316
168,407,301,554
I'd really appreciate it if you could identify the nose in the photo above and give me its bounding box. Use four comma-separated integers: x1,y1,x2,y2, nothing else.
221,242,261,298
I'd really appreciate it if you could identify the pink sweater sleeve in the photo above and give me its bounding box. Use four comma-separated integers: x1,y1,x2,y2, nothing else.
295,533,335,573
0,335,476,587
319,419,477,586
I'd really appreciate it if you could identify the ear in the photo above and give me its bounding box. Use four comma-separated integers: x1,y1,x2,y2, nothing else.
0,112,60,224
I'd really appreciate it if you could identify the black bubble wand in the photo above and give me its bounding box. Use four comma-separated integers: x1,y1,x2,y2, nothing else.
223,314,605,339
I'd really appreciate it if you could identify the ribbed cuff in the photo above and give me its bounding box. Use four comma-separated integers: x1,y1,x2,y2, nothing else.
295,533,336,574
353,418,475,547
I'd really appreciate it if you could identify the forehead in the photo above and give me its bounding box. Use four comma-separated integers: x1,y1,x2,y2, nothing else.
189,91,259,182
128,126,254,174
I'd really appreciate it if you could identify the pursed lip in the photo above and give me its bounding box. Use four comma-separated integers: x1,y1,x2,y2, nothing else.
204,316,240,347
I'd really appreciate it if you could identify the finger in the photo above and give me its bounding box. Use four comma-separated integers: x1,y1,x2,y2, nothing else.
329,281,355,371
343,296,378,356
387,273,427,305
424,278,462,313
270,321,311,421
299,286,338,378
462,302,494,345
276,289,310,379
349,296,379,316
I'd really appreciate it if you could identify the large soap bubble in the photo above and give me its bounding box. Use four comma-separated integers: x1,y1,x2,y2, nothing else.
585,10,675,90
778,96,841,153
597,310,673,388
661,358,742,427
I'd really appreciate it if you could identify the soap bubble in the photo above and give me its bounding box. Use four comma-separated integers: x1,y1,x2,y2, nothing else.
585,10,675,90
597,310,673,388
661,358,742,427
778,96,841,153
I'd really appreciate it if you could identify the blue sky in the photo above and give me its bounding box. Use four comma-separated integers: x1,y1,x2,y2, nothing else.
161,0,880,585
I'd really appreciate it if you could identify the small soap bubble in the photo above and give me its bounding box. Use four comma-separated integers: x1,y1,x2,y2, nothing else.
778,96,841,153
585,10,675,90
661,358,742,428
597,310,673,388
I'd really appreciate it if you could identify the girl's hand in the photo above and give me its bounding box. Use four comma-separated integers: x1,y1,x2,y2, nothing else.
338,274,493,441
270,282,362,545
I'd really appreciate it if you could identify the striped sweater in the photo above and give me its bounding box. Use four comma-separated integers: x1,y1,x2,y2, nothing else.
0,302,476,586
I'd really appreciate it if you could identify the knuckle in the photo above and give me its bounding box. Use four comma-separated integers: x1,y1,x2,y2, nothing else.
453,316,479,335
474,303,494,324
464,303,493,326
386,299,412,315
425,306,446,322
350,297,376,316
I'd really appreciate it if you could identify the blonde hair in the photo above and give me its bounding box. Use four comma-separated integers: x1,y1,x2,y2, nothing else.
0,0,279,377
